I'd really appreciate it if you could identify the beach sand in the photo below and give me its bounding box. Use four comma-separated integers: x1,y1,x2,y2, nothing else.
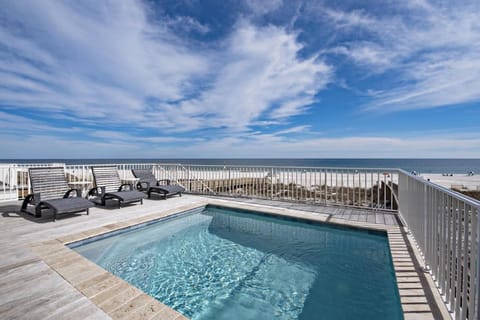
421,173,480,191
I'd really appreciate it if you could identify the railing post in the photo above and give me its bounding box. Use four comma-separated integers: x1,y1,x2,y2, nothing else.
228,167,231,196
270,168,274,199
476,205,480,320
14,164,19,201
423,182,430,271
187,166,190,192
324,169,327,205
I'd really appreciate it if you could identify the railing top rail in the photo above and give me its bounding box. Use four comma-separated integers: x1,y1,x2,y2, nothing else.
398,169,480,208
14,163,160,167
9,162,400,171
16,163,64,166
155,163,401,171
65,163,159,167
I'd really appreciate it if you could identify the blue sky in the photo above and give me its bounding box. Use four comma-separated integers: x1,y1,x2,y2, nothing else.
0,0,479,158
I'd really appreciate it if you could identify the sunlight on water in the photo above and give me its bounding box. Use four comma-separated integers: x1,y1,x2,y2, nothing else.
73,206,403,320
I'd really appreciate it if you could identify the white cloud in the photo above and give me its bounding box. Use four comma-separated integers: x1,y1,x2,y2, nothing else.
1,0,476,159
0,0,208,122
330,44,395,71
173,133,480,158
321,1,480,111
0,1,330,135
320,7,377,30
3,130,478,158
245,0,283,15
165,16,210,34
165,22,331,130
274,125,311,135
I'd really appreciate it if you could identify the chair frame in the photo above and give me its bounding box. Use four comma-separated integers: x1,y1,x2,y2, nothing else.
89,166,145,208
21,167,93,221
132,169,184,199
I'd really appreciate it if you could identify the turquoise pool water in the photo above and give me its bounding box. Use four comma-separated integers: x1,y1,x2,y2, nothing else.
71,205,403,320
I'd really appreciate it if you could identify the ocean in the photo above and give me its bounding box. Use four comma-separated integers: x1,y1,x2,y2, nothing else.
0,159,479,174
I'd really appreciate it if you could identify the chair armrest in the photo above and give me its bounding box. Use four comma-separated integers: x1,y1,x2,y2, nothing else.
119,183,133,191
21,193,40,210
64,189,81,198
32,192,41,205
157,179,171,186
88,186,105,197
137,181,150,191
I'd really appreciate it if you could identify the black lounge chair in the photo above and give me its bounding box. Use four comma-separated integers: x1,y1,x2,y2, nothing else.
21,167,94,221
89,166,145,208
132,169,185,199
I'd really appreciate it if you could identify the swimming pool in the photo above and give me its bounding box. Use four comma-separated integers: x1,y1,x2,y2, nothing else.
71,205,403,320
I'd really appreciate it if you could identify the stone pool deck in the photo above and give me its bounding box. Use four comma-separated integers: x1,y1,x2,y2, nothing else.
0,195,447,319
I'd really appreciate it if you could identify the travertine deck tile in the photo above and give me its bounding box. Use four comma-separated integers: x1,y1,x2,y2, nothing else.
398,282,423,289
109,294,153,319
399,289,428,296
42,250,79,265
404,313,435,320
396,272,420,278
90,282,131,305
98,285,143,314
396,277,422,283
128,299,167,320
76,272,111,291
402,303,431,312
80,274,124,298
0,196,444,320
401,296,428,303
150,304,185,320
395,266,417,272
394,261,415,266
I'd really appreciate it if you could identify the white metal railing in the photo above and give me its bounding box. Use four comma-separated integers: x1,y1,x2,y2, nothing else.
0,164,17,201
0,163,65,201
63,163,156,196
1,162,399,210
0,163,159,200
153,163,398,210
399,170,480,320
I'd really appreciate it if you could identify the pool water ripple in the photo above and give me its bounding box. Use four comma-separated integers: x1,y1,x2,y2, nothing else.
72,206,403,320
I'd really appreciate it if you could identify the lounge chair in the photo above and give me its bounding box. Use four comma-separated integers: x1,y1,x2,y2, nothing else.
132,169,185,199
89,166,146,207
21,167,94,221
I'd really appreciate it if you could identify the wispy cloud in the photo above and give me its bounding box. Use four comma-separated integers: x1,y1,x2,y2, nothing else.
320,1,480,111
164,16,210,35
0,0,477,158
162,22,331,131
0,0,208,123
175,132,480,158
0,0,330,135
4,130,478,158
245,0,283,15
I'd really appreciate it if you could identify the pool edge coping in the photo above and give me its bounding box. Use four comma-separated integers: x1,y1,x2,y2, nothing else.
28,199,438,320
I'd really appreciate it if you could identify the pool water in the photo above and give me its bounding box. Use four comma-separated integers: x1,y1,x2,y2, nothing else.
71,205,403,320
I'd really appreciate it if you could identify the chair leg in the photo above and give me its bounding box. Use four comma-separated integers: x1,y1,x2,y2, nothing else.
86,208,90,216
35,205,42,218
53,210,57,222
21,197,30,211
